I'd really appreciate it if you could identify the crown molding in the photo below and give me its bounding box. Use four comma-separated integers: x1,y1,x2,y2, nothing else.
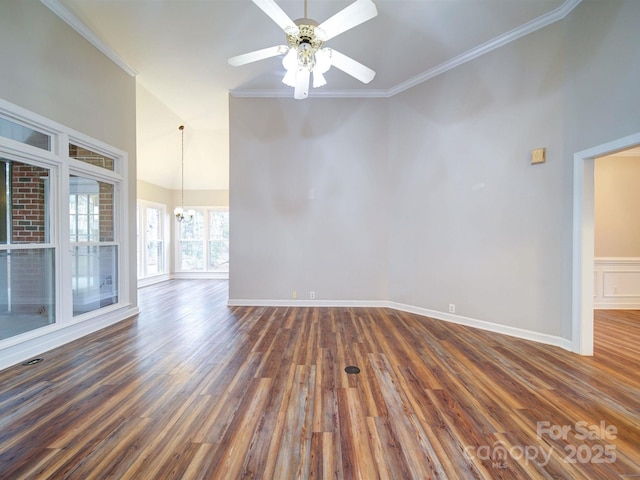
388,0,582,97
41,0,581,97
235,0,582,99
40,0,137,77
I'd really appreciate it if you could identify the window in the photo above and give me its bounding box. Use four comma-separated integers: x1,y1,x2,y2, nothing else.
69,176,118,316
176,208,229,275
209,210,229,272
0,101,128,347
0,158,55,340
178,210,205,271
137,202,167,279
69,185,100,243
0,117,51,151
145,206,164,275
69,143,115,171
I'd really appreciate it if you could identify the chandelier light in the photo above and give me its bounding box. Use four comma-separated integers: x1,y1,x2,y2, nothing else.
174,125,195,222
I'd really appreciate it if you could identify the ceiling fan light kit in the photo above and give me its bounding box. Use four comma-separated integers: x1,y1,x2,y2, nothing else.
228,0,377,99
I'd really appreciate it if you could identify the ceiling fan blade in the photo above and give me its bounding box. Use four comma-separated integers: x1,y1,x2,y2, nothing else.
316,0,377,41
328,49,375,84
252,0,299,34
228,45,288,67
294,69,310,99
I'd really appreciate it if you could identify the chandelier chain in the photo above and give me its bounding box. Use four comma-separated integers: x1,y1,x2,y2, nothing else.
174,125,192,222
180,125,184,210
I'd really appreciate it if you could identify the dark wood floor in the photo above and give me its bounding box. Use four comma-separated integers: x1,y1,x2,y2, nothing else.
0,280,639,479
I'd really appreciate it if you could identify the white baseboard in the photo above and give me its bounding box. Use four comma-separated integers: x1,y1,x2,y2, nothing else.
138,274,171,288
137,273,230,286
227,298,573,351
227,298,387,308
387,302,573,351
172,272,229,280
594,302,640,310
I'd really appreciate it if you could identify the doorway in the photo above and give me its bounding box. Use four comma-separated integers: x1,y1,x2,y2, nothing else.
572,132,640,355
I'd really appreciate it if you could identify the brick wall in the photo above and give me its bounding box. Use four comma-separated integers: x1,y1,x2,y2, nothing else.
99,182,114,242
8,163,51,314
69,144,114,171
11,164,48,244
69,143,116,243
98,182,116,308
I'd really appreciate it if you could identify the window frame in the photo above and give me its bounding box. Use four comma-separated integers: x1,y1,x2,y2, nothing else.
0,154,58,342
136,200,168,282
0,98,130,346
65,148,124,324
67,172,120,318
207,208,230,273
174,206,229,278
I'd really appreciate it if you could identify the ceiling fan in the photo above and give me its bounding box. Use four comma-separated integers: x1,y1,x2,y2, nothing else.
228,0,378,99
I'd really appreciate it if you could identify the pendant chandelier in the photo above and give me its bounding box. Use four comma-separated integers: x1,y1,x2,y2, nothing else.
174,125,195,222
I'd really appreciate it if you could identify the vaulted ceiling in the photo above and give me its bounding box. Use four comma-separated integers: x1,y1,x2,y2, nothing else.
49,0,578,191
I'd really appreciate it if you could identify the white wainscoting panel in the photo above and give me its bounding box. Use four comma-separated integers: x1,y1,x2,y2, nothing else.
594,258,640,309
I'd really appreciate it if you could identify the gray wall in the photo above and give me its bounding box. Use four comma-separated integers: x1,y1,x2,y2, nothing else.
229,97,389,302
563,0,640,155
1,1,137,314
0,2,137,328
0,1,136,156
388,20,565,335
229,0,640,343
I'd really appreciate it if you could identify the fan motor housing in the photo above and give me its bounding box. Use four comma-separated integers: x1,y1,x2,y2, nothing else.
287,20,323,51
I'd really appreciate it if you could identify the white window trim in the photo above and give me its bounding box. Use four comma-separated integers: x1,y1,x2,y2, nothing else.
0,98,134,359
174,206,229,279
137,199,169,285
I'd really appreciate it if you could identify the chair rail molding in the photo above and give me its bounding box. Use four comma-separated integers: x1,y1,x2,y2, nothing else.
594,257,640,309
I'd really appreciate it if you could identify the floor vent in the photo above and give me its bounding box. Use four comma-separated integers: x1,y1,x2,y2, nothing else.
22,358,44,366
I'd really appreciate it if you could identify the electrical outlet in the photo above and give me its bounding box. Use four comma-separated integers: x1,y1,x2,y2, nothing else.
310,291,316,300
292,291,297,299
449,304,456,314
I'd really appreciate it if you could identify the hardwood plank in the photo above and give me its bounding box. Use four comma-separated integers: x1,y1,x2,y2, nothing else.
0,280,638,478
337,387,378,480
368,353,448,479
271,364,315,479
209,377,274,479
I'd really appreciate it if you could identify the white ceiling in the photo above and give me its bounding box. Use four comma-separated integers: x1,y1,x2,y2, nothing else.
50,0,577,191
